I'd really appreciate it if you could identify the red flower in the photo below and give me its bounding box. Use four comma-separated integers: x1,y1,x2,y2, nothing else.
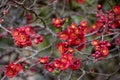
97,4,102,10
53,58,70,70
69,58,80,70
54,59,69,70
56,42,68,54
13,33,31,47
113,6,120,15
52,18,64,28
94,45,100,51
11,29,20,38
16,33,28,43
25,25,35,35
89,20,103,35
58,61,69,70
101,46,108,57
76,0,83,4
60,53,72,62
70,22,77,29
79,20,88,33
38,56,49,64
58,31,68,40
45,63,55,72
53,59,61,68
68,48,74,53
5,62,22,78
91,40,99,46
34,34,43,44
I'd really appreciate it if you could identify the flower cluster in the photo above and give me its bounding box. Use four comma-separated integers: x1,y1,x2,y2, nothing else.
57,21,87,53
38,53,80,72
52,18,65,28
11,25,43,47
53,53,80,71
5,62,22,78
96,6,115,28
91,40,111,60
112,6,120,28
38,21,87,72
90,20,103,35
90,5,120,35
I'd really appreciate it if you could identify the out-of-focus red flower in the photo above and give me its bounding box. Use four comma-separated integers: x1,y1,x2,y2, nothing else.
45,63,55,72
113,6,120,15
79,20,88,33
52,18,64,28
53,59,61,68
53,58,69,70
58,31,68,40
56,42,68,54
25,25,35,35
97,4,102,10
11,29,20,38
16,33,28,43
76,0,83,4
5,62,22,78
68,48,74,53
38,56,49,64
91,40,99,46
89,20,103,35
34,34,43,44
101,46,108,57
69,58,80,70
60,53,72,62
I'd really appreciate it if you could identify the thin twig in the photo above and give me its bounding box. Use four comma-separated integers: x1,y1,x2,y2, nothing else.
0,24,11,33
1,75,6,80
67,71,73,80
77,69,86,80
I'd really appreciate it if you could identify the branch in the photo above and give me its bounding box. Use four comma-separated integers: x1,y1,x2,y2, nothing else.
11,0,47,29
77,69,86,80
0,24,11,33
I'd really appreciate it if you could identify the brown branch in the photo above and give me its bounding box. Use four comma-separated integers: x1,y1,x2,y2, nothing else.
10,0,46,29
